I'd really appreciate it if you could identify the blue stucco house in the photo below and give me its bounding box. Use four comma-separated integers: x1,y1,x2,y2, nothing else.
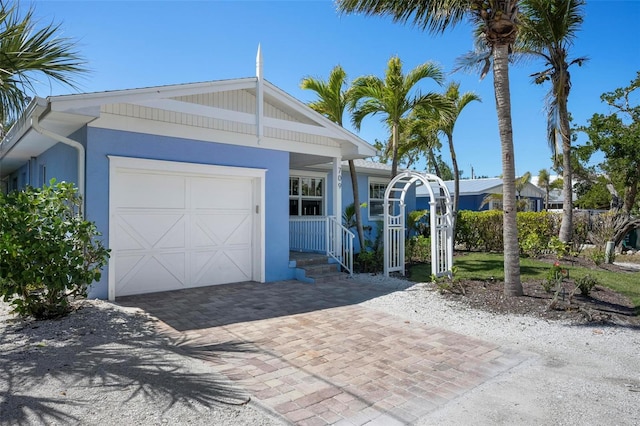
416,178,544,212
0,71,384,299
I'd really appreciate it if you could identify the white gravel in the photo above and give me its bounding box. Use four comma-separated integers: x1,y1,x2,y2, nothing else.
354,273,640,425
2,274,639,425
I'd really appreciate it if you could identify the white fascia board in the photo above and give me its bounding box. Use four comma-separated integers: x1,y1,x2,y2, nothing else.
49,78,257,114
90,113,343,158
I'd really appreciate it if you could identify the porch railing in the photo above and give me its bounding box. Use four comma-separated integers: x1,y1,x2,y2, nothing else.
289,216,354,276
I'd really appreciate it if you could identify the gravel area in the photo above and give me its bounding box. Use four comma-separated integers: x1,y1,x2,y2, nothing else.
354,273,640,425
2,275,639,425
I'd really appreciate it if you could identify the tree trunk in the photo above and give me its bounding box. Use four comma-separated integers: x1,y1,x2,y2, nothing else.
545,189,549,211
447,133,460,233
623,163,640,213
427,148,442,177
493,43,523,297
558,97,573,243
348,159,366,251
391,122,400,178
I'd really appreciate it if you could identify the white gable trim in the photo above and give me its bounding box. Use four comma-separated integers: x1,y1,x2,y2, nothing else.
90,113,344,158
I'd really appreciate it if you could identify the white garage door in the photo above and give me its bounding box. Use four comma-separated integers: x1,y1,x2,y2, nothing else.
108,157,264,298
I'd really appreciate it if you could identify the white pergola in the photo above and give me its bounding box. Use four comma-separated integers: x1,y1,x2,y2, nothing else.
383,171,454,278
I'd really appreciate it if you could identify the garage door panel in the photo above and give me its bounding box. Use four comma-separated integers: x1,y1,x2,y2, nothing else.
116,253,187,296
193,214,251,247
192,250,252,286
115,173,186,209
191,177,252,210
118,214,186,249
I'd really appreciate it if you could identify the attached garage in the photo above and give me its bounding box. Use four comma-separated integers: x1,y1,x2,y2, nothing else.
108,156,265,298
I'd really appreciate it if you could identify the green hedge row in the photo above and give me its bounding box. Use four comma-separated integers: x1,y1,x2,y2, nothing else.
455,210,589,255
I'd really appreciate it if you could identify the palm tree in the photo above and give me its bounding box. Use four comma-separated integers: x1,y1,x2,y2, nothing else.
402,112,444,176
0,2,86,130
435,82,480,231
349,55,449,178
336,0,524,296
518,0,587,243
300,66,366,251
481,172,533,211
537,168,564,211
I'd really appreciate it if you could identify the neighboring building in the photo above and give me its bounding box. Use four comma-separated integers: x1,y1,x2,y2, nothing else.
416,177,544,212
531,174,566,211
0,69,378,299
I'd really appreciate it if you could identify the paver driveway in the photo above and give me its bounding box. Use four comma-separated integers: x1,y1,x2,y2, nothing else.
118,279,527,425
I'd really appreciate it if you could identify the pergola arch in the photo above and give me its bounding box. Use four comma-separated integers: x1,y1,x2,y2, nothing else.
383,171,454,278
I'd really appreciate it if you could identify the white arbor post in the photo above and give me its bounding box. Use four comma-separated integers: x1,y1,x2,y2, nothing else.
383,171,453,278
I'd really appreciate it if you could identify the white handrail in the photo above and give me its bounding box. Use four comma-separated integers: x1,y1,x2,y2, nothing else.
289,216,354,276
327,216,354,276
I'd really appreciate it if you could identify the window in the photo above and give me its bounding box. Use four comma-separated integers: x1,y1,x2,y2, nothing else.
289,176,324,216
368,178,389,219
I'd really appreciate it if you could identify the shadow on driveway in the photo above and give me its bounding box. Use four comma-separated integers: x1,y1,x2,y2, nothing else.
117,279,404,332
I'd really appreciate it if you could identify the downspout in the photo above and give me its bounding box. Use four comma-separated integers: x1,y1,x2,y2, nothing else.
30,116,86,215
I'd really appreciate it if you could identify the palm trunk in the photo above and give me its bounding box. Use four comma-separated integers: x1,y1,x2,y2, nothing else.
447,133,460,233
558,98,573,243
427,148,442,177
348,159,366,251
493,43,523,297
391,122,399,178
545,189,549,211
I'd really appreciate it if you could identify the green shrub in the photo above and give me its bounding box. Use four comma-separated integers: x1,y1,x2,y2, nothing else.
355,249,383,273
587,248,606,266
575,274,599,296
542,261,569,293
0,180,110,319
406,235,431,263
548,236,569,258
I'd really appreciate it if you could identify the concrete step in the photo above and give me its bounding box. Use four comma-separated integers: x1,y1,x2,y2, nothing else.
290,252,347,283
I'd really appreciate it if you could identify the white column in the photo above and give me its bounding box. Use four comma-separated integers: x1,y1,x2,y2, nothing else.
332,156,342,218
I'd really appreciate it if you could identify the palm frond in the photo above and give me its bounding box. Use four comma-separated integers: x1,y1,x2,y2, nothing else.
335,0,469,34
0,2,87,122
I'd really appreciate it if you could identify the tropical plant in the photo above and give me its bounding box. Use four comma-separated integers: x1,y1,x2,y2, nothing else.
480,172,533,211
401,113,444,175
336,0,524,297
536,168,563,210
518,0,587,243
349,55,449,178
434,82,480,230
301,66,366,250
0,1,86,129
0,180,110,319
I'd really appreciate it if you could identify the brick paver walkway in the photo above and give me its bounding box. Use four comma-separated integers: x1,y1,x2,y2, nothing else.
119,280,527,425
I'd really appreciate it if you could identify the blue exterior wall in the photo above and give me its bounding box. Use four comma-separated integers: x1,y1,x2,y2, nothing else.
35,142,79,186
5,132,83,193
84,127,291,299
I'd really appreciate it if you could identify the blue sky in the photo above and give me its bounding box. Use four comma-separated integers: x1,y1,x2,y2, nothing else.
31,0,640,178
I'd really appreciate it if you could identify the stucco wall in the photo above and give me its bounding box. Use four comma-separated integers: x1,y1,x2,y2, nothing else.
84,127,291,299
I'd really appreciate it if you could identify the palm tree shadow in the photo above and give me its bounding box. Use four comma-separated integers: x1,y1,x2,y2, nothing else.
0,302,256,425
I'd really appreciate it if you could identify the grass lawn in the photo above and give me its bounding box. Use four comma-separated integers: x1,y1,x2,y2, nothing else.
409,252,640,310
